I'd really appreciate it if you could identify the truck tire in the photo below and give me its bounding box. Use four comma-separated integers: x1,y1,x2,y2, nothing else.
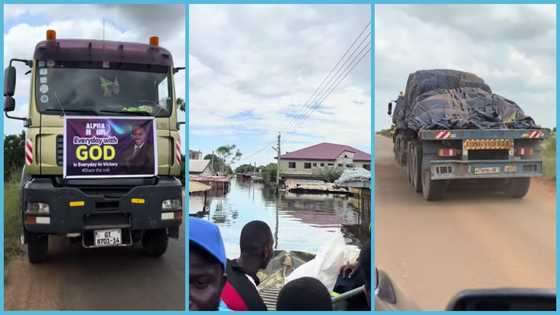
506,178,531,199
408,142,422,193
422,169,446,201
27,233,48,263
142,229,168,257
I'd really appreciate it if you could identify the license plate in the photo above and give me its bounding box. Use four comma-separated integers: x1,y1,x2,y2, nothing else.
94,229,122,247
473,167,500,175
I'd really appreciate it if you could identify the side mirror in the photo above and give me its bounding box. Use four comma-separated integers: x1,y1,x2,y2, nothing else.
4,96,15,112
173,66,185,74
387,102,393,116
4,66,16,97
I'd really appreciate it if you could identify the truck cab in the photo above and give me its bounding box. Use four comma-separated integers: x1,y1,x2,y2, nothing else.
4,30,184,262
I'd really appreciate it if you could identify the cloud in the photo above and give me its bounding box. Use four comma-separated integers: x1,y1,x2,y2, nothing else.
375,4,556,131
189,4,371,165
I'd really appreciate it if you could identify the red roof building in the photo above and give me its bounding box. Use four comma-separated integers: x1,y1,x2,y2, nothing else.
279,143,371,179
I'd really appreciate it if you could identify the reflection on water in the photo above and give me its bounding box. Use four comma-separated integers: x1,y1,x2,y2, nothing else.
191,178,368,258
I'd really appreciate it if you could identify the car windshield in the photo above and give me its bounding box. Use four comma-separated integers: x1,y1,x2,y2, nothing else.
35,61,173,117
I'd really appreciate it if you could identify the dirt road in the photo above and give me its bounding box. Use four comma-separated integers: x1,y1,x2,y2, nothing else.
375,135,556,310
5,234,184,310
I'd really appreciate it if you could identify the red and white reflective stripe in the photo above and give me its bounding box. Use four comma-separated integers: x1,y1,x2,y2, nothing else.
527,130,545,138
435,130,451,139
175,138,182,165
438,148,459,157
25,139,33,165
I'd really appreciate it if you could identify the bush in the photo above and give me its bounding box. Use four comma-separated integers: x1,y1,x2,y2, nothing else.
542,132,556,180
320,166,343,183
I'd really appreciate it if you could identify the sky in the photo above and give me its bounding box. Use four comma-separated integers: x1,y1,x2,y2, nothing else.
375,4,556,131
189,4,372,167
3,4,186,149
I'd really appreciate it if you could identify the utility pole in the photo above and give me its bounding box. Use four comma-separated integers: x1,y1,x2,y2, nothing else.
274,133,281,190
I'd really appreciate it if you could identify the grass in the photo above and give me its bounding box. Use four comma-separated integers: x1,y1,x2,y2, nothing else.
4,174,23,262
542,132,556,181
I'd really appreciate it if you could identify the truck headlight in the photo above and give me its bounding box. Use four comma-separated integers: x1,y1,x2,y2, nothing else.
26,202,50,214
161,198,182,211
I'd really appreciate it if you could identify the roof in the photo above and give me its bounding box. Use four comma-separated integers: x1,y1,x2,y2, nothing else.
189,159,211,173
190,175,230,183
279,143,371,161
34,39,173,67
189,181,211,193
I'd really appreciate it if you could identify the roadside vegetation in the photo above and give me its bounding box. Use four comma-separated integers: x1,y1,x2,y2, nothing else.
377,127,394,137
4,133,25,262
542,130,556,181
4,172,23,262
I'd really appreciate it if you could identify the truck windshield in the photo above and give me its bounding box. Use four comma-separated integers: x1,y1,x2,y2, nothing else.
35,62,173,117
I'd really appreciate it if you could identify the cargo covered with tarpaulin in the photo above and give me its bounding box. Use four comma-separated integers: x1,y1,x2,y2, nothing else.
393,69,540,132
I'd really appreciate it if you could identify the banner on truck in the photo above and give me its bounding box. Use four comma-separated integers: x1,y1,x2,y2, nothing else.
64,116,157,178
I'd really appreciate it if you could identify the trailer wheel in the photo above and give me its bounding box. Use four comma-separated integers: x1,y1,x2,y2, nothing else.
142,229,168,257
422,169,446,201
409,143,422,193
27,233,48,263
506,178,531,199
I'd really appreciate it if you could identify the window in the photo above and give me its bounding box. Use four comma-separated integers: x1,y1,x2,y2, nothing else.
320,163,325,167
289,162,296,168
304,162,312,169
346,164,353,168
312,163,317,167
338,163,343,167
328,163,334,166
363,164,370,170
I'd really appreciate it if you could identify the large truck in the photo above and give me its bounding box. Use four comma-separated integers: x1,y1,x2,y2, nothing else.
388,69,549,201
4,30,184,262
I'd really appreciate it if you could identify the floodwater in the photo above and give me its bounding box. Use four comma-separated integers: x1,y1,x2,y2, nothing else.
190,178,369,258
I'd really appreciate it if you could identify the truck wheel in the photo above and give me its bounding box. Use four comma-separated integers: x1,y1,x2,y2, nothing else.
422,169,446,201
506,178,531,199
142,229,168,257
27,233,48,263
410,143,422,193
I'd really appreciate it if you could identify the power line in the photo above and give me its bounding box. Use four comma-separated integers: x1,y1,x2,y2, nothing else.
285,31,370,132
283,21,371,133
294,40,371,127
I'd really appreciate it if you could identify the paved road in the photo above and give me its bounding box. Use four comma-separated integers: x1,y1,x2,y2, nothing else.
5,233,184,310
375,135,556,310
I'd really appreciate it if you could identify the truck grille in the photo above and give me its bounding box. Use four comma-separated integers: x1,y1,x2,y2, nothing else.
468,149,509,160
56,135,63,166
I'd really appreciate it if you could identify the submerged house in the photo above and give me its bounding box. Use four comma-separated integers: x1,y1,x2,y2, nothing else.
278,143,371,179
189,159,215,176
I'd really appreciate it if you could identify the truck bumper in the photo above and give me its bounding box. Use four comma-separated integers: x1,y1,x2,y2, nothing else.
429,159,543,180
22,177,183,243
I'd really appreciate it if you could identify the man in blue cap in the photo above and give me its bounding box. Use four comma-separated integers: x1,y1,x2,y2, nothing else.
189,217,228,311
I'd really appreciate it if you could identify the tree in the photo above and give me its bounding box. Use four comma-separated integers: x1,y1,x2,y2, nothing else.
320,166,343,183
261,163,278,185
4,132,25,181
214,145,242,174
204,153,232,175
235,163,256,174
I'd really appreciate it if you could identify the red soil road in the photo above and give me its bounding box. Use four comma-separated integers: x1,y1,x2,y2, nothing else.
375,135,556,310
4,234,184,310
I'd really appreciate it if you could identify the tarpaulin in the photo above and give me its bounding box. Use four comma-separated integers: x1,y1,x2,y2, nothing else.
394,70,539,132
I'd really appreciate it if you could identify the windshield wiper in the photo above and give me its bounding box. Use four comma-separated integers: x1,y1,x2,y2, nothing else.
43,108,99,115
98,109,153,116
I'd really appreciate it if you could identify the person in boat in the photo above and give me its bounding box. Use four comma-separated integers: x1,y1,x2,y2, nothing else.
276,277,333,310
189,218,229,311
221,220,274,310
359,241,371,308
334,240,371,310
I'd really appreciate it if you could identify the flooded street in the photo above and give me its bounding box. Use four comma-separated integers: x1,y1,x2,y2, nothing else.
190,178,369,258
